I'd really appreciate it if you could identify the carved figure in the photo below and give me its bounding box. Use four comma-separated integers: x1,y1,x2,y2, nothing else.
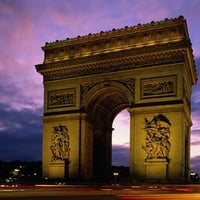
50,125,70,161
143,81,174,96
142,114,171,160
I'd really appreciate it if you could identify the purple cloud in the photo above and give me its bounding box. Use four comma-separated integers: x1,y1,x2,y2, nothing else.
191,156,200,175
112,145,129,166
0,102,42,161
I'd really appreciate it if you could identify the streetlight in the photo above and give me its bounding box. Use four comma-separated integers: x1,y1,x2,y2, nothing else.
113,172,119,185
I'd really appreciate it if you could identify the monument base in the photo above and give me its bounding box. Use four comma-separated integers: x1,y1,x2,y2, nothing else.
145,158,168,180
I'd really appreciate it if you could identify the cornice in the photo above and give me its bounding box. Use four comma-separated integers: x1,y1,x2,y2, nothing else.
35,16,197,83
36,41,188,70
40,16,189,65
38,49,186,81
43,16,187,49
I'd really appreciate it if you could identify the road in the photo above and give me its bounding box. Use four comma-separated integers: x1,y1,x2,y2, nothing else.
0,184,200,199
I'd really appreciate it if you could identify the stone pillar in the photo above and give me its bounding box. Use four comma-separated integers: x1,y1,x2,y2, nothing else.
129,103,191,183
129,108,146,182
79,113,93,180
105,127,113,181
42,113,82,180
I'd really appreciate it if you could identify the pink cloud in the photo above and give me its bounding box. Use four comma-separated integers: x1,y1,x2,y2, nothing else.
191,130,200,144
191,113,200,131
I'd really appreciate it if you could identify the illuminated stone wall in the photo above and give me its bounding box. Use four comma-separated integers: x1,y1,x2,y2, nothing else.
42,114,81,179
36,16,197,183
129,62,192,182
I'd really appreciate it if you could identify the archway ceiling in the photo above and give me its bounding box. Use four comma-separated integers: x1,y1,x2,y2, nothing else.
86,87,129,126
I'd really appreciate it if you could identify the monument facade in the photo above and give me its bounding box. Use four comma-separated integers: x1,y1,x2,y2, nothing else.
35,16,197,183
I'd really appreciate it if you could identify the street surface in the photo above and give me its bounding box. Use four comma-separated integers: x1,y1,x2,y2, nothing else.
0,184,200,199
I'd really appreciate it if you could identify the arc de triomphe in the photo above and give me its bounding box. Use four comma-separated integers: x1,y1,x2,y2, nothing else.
35,16,197,183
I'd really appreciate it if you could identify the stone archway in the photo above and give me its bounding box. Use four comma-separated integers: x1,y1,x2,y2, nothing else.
35,16,197,183
81,81,133,180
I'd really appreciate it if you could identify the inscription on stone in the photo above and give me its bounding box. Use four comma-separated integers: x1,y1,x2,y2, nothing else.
141,75,176,99
48,88,76,109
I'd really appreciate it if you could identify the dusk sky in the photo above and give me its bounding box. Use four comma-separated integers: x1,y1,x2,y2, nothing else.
0,0,200,174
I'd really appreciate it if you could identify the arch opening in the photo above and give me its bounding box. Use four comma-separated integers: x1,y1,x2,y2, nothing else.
112,109,130,166
83,82,132,181
112,109,130,181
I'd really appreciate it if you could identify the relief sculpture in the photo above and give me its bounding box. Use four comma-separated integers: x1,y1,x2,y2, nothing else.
50,125,70,161
143,81,174,96
141,75,176,99
142,114,171,160
48,88,75,109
